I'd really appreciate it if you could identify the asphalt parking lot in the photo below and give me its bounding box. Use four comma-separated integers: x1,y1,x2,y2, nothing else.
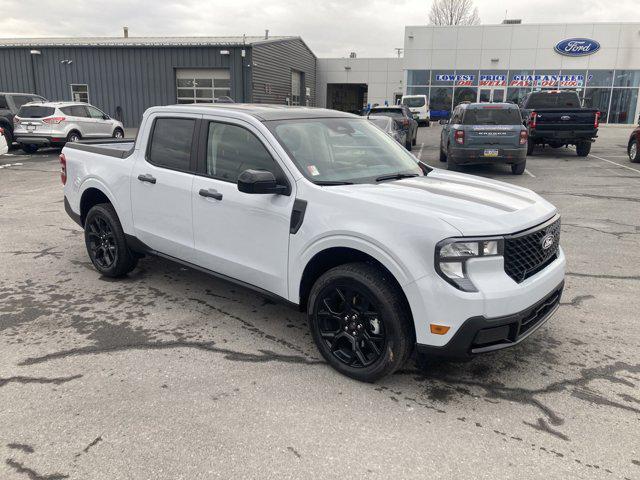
1,126,639,479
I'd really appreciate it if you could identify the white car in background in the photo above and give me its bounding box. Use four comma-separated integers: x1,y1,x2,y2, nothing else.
0,127,8,155
401,94,430,126
13,101,124,154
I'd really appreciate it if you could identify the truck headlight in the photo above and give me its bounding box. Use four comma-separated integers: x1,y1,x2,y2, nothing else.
435,238,504,292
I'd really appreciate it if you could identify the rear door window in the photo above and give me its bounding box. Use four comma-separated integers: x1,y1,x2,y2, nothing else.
463,107,522,125
402,97,426,108
147,118,196,171
18,105,55,118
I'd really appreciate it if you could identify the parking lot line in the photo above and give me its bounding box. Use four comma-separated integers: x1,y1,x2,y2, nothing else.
417,142,424,160
588,153,640,175
524,168,536,178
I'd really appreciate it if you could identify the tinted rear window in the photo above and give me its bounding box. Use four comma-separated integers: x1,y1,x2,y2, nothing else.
370,108,404,117
148,118,195,171
369,117,393,130
463,107,522,125
402,97,426,108
18,106,55,118
525,92,581,109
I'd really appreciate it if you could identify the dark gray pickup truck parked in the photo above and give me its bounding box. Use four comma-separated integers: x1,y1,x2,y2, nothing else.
520,90,599,157
0,92,47,147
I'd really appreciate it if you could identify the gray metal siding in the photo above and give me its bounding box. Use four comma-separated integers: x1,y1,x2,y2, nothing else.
0,46,247,127
251,39,317,106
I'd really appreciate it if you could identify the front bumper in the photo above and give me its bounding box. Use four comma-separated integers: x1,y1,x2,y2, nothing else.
448,147,527,165
416,281,563,359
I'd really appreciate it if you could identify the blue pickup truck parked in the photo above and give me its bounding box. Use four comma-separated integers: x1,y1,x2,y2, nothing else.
439,102,529,175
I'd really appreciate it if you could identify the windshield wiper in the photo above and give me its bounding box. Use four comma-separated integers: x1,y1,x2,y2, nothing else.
375,173,420,183
315,180,354,186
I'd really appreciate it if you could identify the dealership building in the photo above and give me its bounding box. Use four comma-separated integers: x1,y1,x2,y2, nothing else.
318,22,640,124
1,22,639,126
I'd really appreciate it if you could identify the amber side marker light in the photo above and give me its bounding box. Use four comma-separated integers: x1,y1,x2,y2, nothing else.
430,324,451,335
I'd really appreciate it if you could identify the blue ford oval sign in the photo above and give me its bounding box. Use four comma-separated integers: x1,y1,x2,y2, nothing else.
555,38,600,57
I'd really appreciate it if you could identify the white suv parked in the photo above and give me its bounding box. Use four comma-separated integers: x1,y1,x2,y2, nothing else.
61,104,565,382
14,101,124,153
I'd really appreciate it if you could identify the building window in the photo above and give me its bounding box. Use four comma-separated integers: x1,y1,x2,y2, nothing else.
291,70,302,106
609,88,639,124
406,86,428,96
71,84,89,103
176,69,231,103
583,88,612,123
407,70,429,86
586,70,614,87
429,87,453,117
614,70,640,88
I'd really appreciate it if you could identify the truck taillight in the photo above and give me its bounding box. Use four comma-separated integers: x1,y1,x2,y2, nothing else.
454,129,465,145
594,111,600,129
59,153,67,185
402,118,409,127
43,116,66,125
529,111,537,129
519,130,528,145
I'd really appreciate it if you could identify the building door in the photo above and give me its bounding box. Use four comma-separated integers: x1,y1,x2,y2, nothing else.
176,69,231,104
479,88,506,103
291,70,302,106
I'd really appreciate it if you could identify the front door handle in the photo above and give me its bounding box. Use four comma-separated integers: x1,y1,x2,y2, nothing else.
199,188,223,201
138,174,156,184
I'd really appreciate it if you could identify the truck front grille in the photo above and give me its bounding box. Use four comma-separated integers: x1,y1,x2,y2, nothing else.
504,216,561,283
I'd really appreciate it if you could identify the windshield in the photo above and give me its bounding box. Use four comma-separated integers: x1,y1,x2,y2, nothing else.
463,107,522,125
368,116,393,131
526,92,581,109
402,97,426,108
267,118,423,184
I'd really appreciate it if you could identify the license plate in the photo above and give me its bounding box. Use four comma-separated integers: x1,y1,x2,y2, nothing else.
483,149,499,157
26,125,36,132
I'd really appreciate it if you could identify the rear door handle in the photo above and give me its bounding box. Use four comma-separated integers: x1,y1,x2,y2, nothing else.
138,174,156,184
199,188,223,201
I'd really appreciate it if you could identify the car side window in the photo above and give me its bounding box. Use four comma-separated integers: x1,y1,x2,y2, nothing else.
87,106,105,119
206,122,283,183
148,118,196,171
68,105,89,117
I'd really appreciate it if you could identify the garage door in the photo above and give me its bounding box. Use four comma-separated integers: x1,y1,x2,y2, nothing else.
176,69,231,104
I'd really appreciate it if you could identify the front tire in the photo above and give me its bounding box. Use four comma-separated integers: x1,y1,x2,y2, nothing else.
576,141,591,157
307,263,414,382
628,139,638,163
113,128,124,139
84,203,138,277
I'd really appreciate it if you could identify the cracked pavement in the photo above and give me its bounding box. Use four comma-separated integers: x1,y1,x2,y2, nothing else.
1,127,639,479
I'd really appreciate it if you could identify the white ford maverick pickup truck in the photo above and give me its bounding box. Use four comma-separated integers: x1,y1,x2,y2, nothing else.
62,104,565,382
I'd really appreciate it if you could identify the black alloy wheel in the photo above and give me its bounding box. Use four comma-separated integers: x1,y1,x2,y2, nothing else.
315,284,386,368
86,215,118,269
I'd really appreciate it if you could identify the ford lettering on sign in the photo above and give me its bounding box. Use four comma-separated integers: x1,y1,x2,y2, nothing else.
555,38,600,57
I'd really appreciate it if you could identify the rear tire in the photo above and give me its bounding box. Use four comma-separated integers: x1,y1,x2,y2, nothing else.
67,131,81,143
21,144,38,154
576,141,591,157
425,120,430,127
628,139,638,163
405,138,412,151
511,162,526,175
307,262,414,382
84,203,138,278
412,133,417,146
2,127,14,148
439,146,447,162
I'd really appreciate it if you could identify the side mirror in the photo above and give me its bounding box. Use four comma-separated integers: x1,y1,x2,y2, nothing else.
102,114,110,120
238,169,288,195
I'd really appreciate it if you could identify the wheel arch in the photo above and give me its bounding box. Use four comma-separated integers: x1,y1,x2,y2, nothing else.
78,181,122,227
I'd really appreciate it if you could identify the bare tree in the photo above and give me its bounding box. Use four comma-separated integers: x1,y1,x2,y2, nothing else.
429,0,481,26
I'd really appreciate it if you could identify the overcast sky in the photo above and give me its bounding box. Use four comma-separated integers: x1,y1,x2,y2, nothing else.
0,0,637,57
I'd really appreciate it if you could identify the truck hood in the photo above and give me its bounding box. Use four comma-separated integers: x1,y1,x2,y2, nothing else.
332,169,557,236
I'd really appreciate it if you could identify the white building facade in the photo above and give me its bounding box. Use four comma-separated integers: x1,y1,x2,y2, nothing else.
318,22,640,124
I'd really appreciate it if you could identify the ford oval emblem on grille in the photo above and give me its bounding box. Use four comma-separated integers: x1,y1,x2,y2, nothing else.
561,115,571,121
541,233,555,250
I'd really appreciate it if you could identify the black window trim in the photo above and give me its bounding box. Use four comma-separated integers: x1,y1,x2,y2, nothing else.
194,118,291,196
144,116,201,174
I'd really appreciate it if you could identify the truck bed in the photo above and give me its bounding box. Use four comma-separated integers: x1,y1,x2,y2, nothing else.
63,139,135,159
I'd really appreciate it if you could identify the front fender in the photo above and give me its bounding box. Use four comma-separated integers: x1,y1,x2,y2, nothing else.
288,233,415,305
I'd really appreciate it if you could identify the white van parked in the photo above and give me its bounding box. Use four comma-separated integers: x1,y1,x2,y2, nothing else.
401,95,430,126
